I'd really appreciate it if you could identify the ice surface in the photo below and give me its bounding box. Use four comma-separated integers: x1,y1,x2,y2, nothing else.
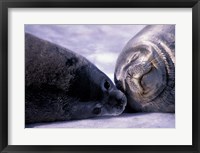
26,113,175,128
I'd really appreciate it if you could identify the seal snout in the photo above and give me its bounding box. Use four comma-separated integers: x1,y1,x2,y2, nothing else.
108,90,127,110
116,94,127,107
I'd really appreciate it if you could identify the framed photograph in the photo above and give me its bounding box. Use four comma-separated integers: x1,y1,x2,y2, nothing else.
0,0,199,153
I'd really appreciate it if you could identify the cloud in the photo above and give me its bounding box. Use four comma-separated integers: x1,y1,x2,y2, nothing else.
25,24,145,82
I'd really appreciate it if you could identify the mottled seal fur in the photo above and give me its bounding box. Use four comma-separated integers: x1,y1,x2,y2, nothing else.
114,25,175,113
25,33,127,124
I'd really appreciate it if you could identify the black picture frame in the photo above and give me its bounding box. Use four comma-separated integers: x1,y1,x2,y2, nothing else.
0,0,199,153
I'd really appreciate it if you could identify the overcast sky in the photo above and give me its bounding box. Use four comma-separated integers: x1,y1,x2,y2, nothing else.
25,25,145,82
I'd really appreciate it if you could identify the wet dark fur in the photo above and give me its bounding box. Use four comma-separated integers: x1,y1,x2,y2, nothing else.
25,33,127,124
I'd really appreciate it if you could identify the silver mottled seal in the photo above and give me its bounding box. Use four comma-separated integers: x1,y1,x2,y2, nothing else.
114,25,175,112
25,33,127,124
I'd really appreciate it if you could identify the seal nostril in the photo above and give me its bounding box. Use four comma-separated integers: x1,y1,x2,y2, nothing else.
115,95,127,107
114,99,124,107
119,101,124,107
92,107,101,115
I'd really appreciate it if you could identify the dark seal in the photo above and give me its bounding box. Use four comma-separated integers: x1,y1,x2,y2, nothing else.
25,33,127,124
114,25,175,113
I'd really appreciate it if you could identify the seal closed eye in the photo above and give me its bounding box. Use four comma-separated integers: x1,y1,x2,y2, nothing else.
25,33,127,124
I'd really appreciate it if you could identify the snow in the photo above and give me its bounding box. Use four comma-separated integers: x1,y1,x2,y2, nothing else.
26,113,175,128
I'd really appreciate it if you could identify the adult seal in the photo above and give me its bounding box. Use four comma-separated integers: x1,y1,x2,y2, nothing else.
25,33,127,124
114,25,175,113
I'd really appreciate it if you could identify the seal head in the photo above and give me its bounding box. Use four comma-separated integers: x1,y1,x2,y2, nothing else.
114,25,175,112
25,33,127,123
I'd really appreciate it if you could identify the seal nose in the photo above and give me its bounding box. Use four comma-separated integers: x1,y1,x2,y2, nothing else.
116,94,127,107
109,90,127,108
